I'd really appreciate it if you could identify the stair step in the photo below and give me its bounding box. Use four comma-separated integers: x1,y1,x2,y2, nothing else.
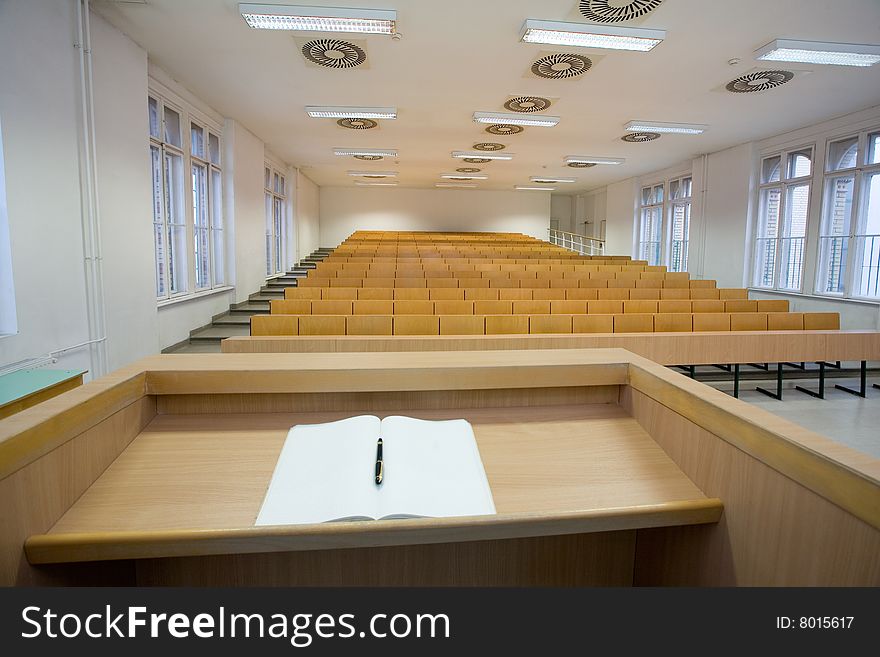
212,314,251,326
229,302,270,314
259,286,286,295
189,325,251,341
250,293,283,301
163,342,223,354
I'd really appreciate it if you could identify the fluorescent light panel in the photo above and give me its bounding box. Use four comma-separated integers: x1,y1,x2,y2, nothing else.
334,148,398,157
516,186,556,191
355,181,397,186
755,38,880,67
473,111,559,127
440,173,488,180
530,177,575,183
436,183,477,188
347,170,398,177
624,121,707,135
564,155,625,165
240,4,396,34
307,106,397,119
520,19,664,52
451,151,514,161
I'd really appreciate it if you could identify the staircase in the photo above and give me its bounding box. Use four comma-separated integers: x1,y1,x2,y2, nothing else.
163,248,333,353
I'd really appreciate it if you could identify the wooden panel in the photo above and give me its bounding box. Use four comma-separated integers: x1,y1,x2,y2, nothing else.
519,278,551,289
311,300,353,315
331,278,362,288
624,300,658,314
634,280,663,289
625,389,880,585
321,287,359,300
730,312,767,331
464,288,499,300
270,299,311,314
654,313,693,333
474,300,511,315
136,532,636,586
614,314,653,333
357,287,393,300
692,299,724,313
434,300,474,315
724,300,758,313
440,315,485,335
718,288,748,299
579,278,608,288
486,315,529,335
598,288,631,300
768,312,804,330
393,300,434,315
692,313,730,332
250,315,297,336
1,396,154,585
661,279,689,288
393,288,430,300
589,300,624,314
658,300,691,314
573,314,614,334
499,289,533,301
689,288,720,299
804,312,840,330
756,299,789,312
513,300,551,315
353,300,393,315
565,288,599,301
551,300,587,314
0,373,84,422
362,277,395,288
429,288,465,300
629,289,661,300
284,288,321,299
530,314,573,334
394,278,427,288
660,288,690,299
689,280,717,289
298,316,346,335
532,289,566,300
346,315,393,336
426,277,458,288
488,277,519,288
393,315,440,335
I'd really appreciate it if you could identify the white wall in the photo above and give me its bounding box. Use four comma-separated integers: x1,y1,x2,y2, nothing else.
319,187,551,247
550,195,572,232
604,178,638,257
297,171,320,260
91,10,160,369
0,0,93,375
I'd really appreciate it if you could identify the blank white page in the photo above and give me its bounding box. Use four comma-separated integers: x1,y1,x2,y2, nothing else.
375,416,496,519
255,415,381,525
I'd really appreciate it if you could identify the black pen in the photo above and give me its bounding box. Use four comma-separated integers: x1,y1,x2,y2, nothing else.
374,437,384,485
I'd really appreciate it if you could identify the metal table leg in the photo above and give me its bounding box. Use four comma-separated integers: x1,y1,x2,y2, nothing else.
836,361,867,397
795,362,825,399
756,362,784,400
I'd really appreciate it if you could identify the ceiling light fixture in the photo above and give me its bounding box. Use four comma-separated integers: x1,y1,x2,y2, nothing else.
520,19,665,52
624,120,707,135
451,151,514,161
347,170,398,177
240,4,397,35
355,181,398,186
515,186,556,191
564,156,625,165
436,183,477,189
440,173,489,180
307,106,397,119
754,38,880,67
473,112,559,128
334,148,398,157
530,177,576,183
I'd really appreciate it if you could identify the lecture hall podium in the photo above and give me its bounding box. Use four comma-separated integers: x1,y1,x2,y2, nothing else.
1,350,878,586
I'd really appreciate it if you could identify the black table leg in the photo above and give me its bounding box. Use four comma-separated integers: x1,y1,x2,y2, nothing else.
733,364,740,398
756,362,784,400
795,362,825,399
836,361,867,397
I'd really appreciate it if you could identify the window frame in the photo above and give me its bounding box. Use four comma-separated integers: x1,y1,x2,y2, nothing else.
751,145,814,293
637,182,665,266
635,174,692,271
667,175,692,273
264,164,288,277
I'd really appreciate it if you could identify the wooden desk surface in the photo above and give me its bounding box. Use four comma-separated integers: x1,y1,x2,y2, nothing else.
26,401,722,564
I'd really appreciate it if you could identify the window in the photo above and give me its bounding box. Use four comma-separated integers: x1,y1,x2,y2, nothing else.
638,184,663,265
265,165,287,276
668,176,692,272
753,147,812,291
817,129,880,299
149,92,225,302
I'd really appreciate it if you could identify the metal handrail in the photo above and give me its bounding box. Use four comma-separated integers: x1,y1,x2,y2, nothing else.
548,228,605,256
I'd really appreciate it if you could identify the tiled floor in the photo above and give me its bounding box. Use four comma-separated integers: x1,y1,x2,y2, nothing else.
708,376,880,459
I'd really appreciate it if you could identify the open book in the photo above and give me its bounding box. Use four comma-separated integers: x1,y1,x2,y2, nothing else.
255,415,496,526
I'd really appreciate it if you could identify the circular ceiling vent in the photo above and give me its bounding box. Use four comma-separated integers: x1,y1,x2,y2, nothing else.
337,118,377,130
504,96,552,113
486,124,524,136
302,38,366,69
353,154,383,160
456,167,482,173
567,162,597,168
531,53,592,79
621,132,660,143
463,157,491,164
579,0,664,23
726,70,794,93
473,142,505,151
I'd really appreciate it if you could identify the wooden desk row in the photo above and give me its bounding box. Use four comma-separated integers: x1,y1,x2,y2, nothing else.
297,277,722,290
283,286,746,301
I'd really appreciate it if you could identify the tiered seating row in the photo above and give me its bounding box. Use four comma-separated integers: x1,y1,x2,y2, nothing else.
284,287,743,301
251,312,841,336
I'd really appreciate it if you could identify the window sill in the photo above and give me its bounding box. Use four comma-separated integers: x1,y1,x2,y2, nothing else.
157,285,234,309
748,288,880,307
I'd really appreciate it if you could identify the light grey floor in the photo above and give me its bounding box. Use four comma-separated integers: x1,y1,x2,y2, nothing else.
707,376,880,459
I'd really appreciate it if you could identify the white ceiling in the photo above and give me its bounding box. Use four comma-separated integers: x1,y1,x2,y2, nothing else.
94,0,880,194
